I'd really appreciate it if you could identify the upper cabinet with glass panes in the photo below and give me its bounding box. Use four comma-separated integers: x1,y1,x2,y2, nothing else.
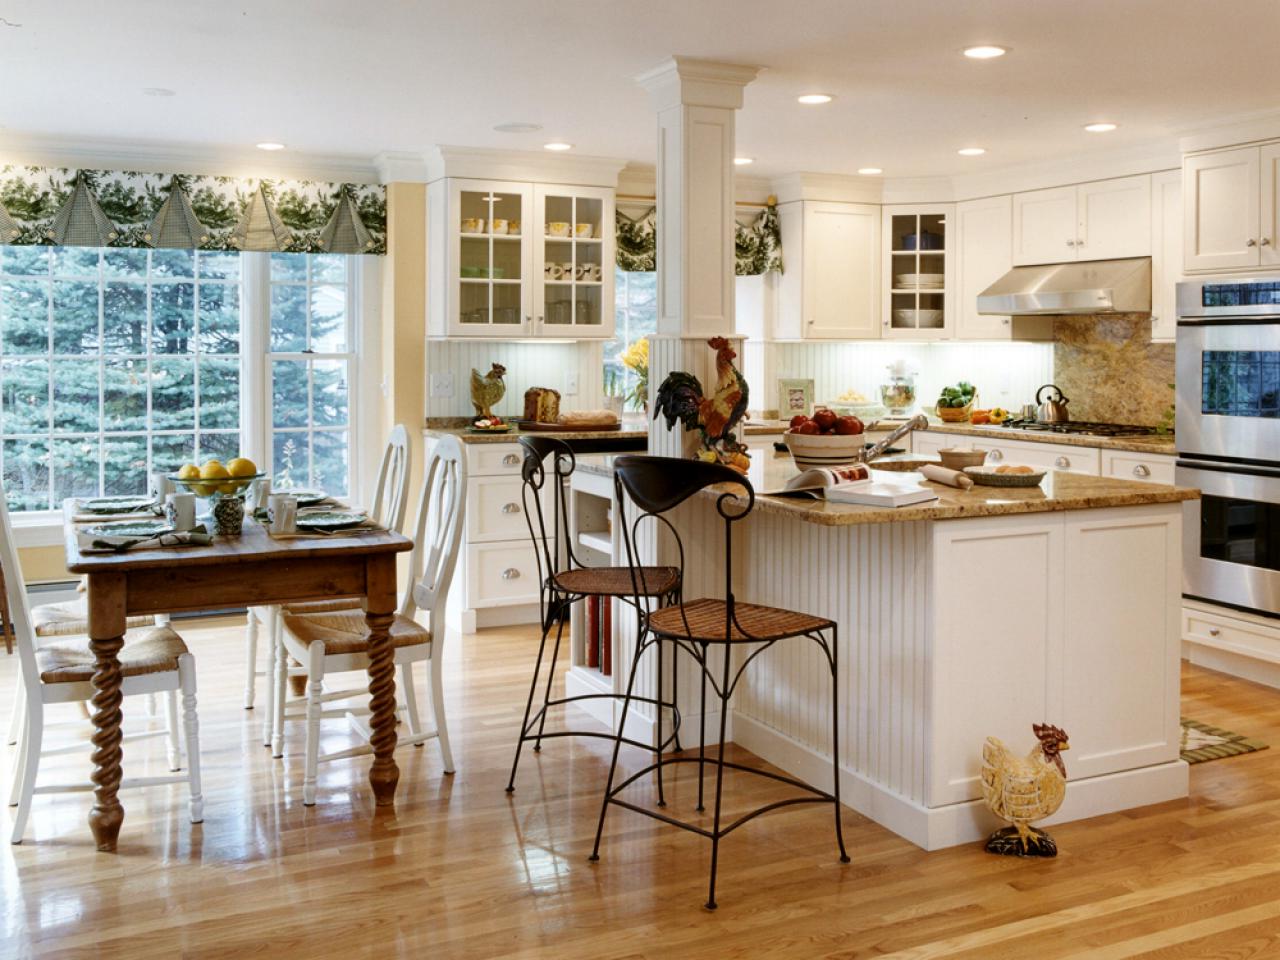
427,175,616,339
881,204,955,340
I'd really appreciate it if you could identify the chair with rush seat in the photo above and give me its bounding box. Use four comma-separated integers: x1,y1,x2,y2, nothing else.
505,435,683,795
0,485,203,844
275,433,464,805
591,455,849,909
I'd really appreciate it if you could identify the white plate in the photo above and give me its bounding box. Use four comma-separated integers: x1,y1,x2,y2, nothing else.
296,510,368,531
80,519,174,539
278,488,328,506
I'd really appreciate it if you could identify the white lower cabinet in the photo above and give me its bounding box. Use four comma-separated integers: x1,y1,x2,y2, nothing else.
913,430,1101,475
1183,600,1280,690
465,540,541,607
1102,450,1176,485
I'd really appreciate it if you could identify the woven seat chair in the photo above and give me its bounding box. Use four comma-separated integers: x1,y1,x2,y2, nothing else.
589,455,849,910
505,436,683,796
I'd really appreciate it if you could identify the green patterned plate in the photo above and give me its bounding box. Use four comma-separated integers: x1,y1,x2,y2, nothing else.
80,519,174,539
280,488,328,506
295,510,368,531
81,495,156,514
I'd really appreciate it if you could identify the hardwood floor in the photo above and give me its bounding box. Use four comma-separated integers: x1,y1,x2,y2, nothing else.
4,618,1280,959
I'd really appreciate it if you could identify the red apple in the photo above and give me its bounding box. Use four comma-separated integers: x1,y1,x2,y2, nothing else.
834,415,864,436
792,420,820,435
789,414,809,429
812,408,837,432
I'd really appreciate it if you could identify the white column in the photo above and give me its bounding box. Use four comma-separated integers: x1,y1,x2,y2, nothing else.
635,57,758,457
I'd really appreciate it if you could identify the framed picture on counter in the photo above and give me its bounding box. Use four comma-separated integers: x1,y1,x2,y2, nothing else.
777,378,815,418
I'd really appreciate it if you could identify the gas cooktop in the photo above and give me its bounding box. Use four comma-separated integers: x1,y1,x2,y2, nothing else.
998,419,1169,438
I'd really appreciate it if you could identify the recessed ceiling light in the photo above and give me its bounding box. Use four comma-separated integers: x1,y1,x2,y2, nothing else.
957,147,986,156
493,122,542,134
255,142,286,152
962,45,1008,59
543,141,573,151
857,167,883,175
797,94,833,105
142,87,175,97
733,157,754,166
1084,122,1118,133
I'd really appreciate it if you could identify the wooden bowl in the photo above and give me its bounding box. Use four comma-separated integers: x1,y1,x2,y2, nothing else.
935,400,975,423
937,447,988,470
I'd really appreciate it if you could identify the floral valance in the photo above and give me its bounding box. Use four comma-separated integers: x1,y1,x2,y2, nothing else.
0,166,386,255
615,202,783,276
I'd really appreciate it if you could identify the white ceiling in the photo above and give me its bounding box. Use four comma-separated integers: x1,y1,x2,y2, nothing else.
2,0,1279,180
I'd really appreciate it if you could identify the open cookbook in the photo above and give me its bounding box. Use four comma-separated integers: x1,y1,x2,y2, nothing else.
768,464,939,507
767,465,871,498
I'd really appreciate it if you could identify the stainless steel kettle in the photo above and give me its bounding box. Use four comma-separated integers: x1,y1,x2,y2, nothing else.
1035,384,1071,423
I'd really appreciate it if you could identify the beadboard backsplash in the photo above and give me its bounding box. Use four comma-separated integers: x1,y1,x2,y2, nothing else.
752,340,1055,416
425,340,604,421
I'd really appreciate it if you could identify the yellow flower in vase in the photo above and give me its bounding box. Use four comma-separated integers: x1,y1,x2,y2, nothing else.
618,337,649,412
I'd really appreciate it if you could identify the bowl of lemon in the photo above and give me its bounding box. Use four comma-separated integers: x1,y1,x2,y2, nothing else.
169,458,262,536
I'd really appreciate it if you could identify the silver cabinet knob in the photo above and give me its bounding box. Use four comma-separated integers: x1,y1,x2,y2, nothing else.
1208,627,1221,637
1066,239,1076,247
1133,464,1151,478
1002,318,1011,325
502,568,521,580
501,502,521,514
989,449,1004,462
1263,238,1273,247
1247,238,1258,247
1055,456,1071,468
502,453,520,466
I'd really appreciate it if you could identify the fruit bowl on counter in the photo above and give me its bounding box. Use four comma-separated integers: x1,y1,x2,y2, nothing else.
169,458,264,499
784,408,867,468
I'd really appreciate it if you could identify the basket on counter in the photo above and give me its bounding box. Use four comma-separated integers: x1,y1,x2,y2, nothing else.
935,396,977,423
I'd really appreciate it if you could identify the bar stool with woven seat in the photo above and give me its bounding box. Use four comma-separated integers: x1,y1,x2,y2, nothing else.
590,455,849,909
505,436,683,795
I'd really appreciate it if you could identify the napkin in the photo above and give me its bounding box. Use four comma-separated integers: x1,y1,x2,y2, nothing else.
920,464,974,490
78,524,213,553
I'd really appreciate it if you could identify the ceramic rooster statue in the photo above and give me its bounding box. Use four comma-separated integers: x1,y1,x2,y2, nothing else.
470,363,507,421
980,723,1070,857
653,337,751,473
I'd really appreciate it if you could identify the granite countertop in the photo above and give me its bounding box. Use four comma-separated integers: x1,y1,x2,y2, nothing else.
921,421,1177,455
575,450,1198,527
425,424,648,444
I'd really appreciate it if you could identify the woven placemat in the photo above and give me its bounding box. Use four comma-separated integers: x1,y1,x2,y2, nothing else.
1180,717,1269,764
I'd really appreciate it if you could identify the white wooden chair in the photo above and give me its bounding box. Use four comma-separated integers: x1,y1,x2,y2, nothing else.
0,488,202,844
274,434,465,805
244,424,411,728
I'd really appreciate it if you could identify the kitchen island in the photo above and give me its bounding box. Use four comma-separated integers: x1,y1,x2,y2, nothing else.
572,450,1200,850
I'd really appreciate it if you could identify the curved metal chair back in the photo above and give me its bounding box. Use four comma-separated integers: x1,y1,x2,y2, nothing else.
369,424,412,533
518,436,577,593
406,435,467,628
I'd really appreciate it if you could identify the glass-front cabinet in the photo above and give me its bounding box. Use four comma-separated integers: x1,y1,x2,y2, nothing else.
881,204,955,339
429,177,615,339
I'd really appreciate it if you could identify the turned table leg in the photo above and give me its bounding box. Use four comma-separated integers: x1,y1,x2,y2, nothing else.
364,555,399,806
87,572,127,851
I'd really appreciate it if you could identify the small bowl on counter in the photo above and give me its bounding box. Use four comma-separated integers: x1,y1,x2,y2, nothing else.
936,447,988,471
783,432,868,469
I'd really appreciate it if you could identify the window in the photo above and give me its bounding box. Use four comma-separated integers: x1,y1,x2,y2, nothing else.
0,247,362,513
605,267,657,407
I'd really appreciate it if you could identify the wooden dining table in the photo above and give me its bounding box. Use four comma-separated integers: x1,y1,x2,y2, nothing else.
62,502,414,852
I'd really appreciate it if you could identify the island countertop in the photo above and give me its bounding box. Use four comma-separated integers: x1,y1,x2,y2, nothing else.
575,450,1198,526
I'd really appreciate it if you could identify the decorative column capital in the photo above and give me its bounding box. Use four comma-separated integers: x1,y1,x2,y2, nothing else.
634,56,762,112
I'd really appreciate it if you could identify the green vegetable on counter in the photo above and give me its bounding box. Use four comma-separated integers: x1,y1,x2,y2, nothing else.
937,381,977,409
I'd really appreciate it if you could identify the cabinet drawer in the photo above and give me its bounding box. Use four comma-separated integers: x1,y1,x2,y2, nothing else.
466,540,541,607
983,439,1100,475
468,444,526,477
1102,451,1176,485
467,475,537,542
1184,605,1280,665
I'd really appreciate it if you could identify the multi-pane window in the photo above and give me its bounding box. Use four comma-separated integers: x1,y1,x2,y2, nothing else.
268,253,352,497
0,246,240,511
604,267,657,407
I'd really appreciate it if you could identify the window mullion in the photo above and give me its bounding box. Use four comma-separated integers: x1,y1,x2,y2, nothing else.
241,252,270,468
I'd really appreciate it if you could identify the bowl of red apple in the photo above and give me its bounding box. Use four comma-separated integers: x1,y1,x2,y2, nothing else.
784,408,868,468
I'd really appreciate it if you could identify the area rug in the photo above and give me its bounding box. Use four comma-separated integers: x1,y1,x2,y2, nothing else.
1180,717,1269,764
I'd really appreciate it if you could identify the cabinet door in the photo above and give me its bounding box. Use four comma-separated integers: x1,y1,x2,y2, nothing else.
803,202,880,339
1149,170,1181,343
1261,142,1280,267
449,178,533,337
1012,186,1078,265
1077,175,1151,261
534,184,615,339
1183,147,1260,271
955,195,1013,339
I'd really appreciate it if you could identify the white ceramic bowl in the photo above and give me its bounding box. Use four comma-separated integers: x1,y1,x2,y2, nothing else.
893,308,945,328
784,432,867,469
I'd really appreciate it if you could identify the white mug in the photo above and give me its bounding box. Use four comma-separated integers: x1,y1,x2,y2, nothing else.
490,218,509,235
589,263,602,281
573,263,587,280
268,494,298,534
165,492,196,532
150,470,174,504
545,262,563,280
574,222,594,239
250,476,272,512
562,261,575,278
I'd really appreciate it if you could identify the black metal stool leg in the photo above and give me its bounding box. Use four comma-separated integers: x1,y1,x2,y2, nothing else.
590,631,648,862
697,641,708,812
706,642,733,910
655,626,666,807
828,627,850,862
533,599,569,751
506,592,557,793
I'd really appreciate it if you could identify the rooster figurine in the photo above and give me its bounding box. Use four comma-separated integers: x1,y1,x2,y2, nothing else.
653,337,751,473
979,723,1070,857
470,363,507,421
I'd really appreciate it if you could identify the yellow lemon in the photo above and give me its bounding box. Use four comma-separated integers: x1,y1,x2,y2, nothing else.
227,457,257,478
177,463,200,481
199,460,229,480
217,481,242,495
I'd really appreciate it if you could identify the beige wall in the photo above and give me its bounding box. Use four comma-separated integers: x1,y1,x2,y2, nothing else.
17,545,68,583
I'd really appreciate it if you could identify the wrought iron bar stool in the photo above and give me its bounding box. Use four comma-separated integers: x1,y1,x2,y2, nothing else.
506,436,684,796
590,455,849,909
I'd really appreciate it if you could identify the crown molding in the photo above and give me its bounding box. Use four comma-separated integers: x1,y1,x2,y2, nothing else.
0,132,381,182
374,151,430,183
635,56,762,112
424,145,628,187
771,172,883,205
941,139,1180,202
1177,107,1280,156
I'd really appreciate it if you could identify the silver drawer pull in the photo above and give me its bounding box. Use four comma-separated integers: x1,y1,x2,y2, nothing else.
1208,627,1221,637
502,568,521,580
988,449,1004,462
1132,464,1151,478
502,453,520,466
501,502,521,514
1055,456,1070,468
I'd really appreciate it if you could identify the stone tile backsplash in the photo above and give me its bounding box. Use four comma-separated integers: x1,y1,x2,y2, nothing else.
1052,315,1174,426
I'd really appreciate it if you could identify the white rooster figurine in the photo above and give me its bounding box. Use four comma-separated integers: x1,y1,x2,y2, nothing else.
979,723,1070,857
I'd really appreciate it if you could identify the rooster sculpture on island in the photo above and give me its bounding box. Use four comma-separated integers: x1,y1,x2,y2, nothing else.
979,723,1070,857
653,336,751,473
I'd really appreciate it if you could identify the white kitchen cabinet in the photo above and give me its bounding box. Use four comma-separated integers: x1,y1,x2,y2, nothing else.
1149,169,1182,342
914,430,1101,475
882,204,953,340
1183,146,1262,272
776,200,880,340
1261,142,1280,268
1102,449,1176,485
954,195,1014,339
427,177,616,339
1012,175,1151,265
1183,599,1280,690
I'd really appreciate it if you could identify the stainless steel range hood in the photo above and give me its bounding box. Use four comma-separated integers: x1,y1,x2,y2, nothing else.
976,257,1151,316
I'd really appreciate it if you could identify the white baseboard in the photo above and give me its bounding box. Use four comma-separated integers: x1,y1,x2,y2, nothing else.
449,602,541,635
732,712,1189,851
1183,640,1280,689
